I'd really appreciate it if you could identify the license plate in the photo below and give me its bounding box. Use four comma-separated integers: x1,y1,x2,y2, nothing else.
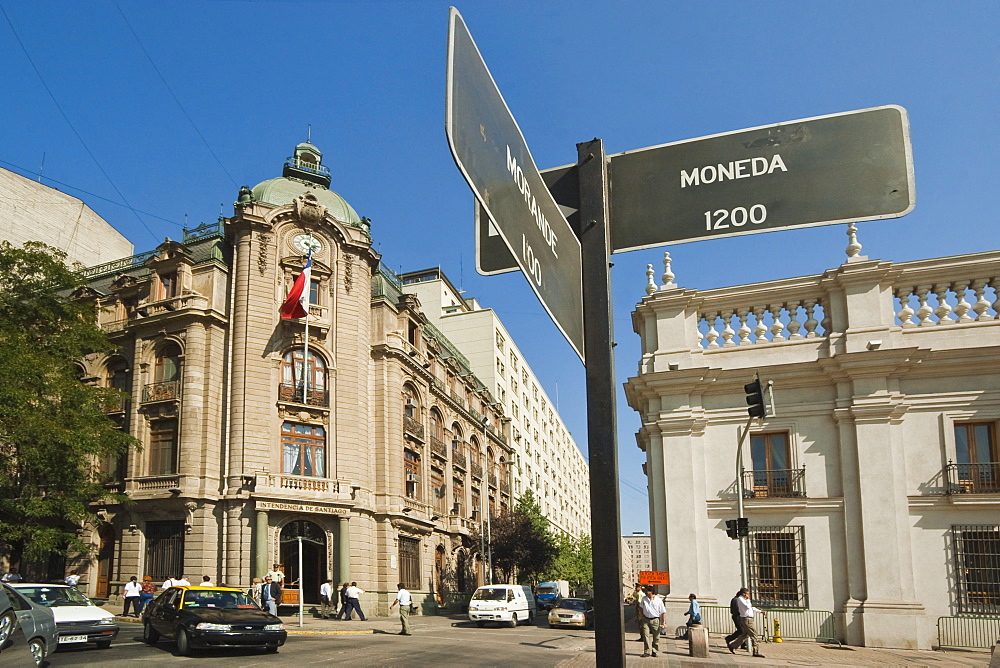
59,635,88,644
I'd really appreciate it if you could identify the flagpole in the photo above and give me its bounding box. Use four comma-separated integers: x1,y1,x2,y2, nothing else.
302,248,311,405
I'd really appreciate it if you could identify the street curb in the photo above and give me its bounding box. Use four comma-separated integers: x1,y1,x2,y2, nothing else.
286,630,374,636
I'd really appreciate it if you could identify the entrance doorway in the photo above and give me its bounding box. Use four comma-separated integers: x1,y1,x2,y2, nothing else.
279,520,326,604
96,525,116,598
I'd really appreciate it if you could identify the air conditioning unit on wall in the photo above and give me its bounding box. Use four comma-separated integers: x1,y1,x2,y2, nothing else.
406,472,420,483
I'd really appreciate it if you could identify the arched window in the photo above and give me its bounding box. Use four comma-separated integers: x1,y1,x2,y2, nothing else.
403,385,419,418
281,348,327,405
451,424,464,458
429,409,444,443
107,359,130,393
154,343,181,383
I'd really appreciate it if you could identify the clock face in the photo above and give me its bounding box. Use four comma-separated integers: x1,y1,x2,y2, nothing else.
292,234,322,254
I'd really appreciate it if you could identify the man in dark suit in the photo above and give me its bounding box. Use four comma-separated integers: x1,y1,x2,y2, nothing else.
724,588,748,650
260,575,282,616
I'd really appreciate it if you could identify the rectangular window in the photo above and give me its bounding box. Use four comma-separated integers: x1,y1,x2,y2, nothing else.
149,419,178,475
431,467,446,514
954,423,999,493
281,422,326,477
160,272,177,300
398,536,420,590
750,432,793,497
748,525,808,608
404,449,421,499
495,330,505,352
308,279,320,306
952,524,1000,614
453,476,465,516
145,520,184,582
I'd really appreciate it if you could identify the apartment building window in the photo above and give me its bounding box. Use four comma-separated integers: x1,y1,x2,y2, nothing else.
952,524,1000,614
149,418,178,475
748,525,808,608
495,330,505,352
954,423,999,493
398,536,420,590
404,449,421,499
145,520,184,581
510,351,518,372
282,422,326,477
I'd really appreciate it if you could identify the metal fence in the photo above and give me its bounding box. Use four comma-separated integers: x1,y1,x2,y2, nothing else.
937,616,1000,649
701,605,840,645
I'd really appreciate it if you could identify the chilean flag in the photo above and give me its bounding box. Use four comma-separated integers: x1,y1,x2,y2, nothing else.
279,253,312,319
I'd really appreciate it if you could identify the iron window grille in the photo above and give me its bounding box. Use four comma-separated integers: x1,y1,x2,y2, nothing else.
748,525,808,609
146,520,185,582
399,536,420,590
952,524,1000,615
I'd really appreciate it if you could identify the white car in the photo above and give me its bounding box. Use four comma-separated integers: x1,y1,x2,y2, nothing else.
8,584,118,649
468,585,536,628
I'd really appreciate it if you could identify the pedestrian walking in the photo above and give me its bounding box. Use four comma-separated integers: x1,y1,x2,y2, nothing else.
389,582,412,635
123,576,141,616
335,582,350,620
138,576,156,614
260,575,281,616
724,589,743,648
343,581,366,621
64,570,81,586
319,579,335,619
726,587,766,658
637,586,666,658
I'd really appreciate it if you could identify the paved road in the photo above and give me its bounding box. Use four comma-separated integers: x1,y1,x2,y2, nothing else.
46,613,993,667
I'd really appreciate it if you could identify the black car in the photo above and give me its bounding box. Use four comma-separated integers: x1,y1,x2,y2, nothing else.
142,586,286,655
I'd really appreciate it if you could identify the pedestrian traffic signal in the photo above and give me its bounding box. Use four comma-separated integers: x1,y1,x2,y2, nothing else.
744,376,766,418
725,519,739,540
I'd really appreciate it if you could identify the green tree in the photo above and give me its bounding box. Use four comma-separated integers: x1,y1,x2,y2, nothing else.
480,490,557,584
0,241,137,564
547,532,593,593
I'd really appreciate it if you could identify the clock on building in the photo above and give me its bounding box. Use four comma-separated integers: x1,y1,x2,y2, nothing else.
292,233,322,255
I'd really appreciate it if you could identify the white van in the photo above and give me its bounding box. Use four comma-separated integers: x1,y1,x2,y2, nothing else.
468,585,536,627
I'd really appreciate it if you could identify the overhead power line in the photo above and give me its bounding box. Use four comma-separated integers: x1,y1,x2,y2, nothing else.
0,2,158,242
114,2,238,189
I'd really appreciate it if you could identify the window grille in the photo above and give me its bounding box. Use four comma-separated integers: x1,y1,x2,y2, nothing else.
146,521,185,582
399,536,420,590
748,525,808,608
952,524,1000,614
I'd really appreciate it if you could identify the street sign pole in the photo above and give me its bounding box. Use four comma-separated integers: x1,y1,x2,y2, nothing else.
577,138,625,666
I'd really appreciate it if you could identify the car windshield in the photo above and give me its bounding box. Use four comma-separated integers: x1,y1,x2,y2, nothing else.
472,588,510,601
182,590,259,609
537,585,559,593
16,586,92,607
559,599,587,611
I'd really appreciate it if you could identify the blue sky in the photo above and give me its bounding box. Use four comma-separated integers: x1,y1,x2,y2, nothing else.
1,1,996,535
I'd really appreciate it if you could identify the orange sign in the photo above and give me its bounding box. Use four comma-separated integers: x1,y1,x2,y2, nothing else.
639,570,670,585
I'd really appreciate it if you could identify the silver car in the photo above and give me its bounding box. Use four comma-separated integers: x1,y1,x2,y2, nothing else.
1,584,57,666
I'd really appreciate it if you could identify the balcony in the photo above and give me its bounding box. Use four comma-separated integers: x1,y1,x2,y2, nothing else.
946,462,1000,495
128,475,181,492
404,415,425,439
742,468,806,498
488,473,497,488
430,435,447,459
101,395,129,414
278,383,329,408
256,473,340,495
453,450,467,470
142,380,180,403
471,461,483,478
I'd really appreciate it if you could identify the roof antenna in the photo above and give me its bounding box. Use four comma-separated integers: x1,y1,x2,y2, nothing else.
307,124,311,143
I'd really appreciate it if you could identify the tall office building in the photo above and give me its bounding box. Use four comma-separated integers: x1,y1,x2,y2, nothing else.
399,269,591,537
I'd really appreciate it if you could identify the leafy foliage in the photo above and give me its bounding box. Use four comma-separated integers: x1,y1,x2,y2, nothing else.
479,490,558,584
0,241,137,562
547,532,593,593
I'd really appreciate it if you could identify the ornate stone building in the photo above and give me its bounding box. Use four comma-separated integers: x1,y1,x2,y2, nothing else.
625,240,1000,649
73,143,513,611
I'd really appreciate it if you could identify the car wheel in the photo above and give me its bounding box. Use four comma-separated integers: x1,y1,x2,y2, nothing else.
176,628,191,656
143,621,160,643
475,621,485,628
0,611,15,647
27,637,46,666
97,639,113,649
508,613,518,628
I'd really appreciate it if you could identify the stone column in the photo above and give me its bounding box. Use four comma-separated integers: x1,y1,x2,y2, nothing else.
255,508,269,578
337,515,351,584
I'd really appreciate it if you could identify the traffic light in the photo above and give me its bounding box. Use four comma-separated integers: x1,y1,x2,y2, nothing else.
725,518,749,540
744,376,766,418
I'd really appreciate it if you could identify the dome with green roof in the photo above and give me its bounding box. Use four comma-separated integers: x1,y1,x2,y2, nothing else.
250,142,361,226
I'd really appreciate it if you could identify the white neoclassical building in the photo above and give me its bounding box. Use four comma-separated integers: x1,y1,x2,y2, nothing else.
624,236,999,649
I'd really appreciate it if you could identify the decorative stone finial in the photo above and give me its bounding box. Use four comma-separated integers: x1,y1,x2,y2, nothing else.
645,264,656,295
659,252,676,290
846,223,863,261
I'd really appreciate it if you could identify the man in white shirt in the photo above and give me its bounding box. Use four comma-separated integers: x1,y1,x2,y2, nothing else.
344,582,366,621
319,579,334,619
727,588,766,658
198,575,215,586
637,586,666,657
64,570,81,586
389,582,412,635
